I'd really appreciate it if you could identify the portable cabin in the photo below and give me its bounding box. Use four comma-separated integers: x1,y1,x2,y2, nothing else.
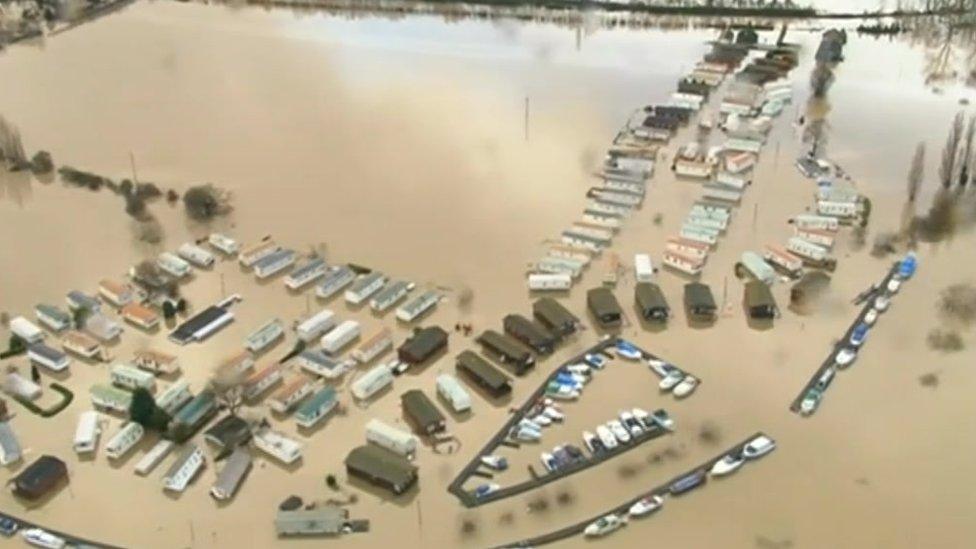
163,444,205,492
740,252,777,285
370,280,412,312
397,326,448,365
254,249,296,279
350,363,394,401
285,257,326,290
244,364,283,401
435,374,471,413
105,422,145,460
744,280,778,319
455,350,512,398
239,240,281,268
169,391,218,441
133,350,180,375
344,444,418,495
253,428,302,465
476,330,534,375
352,328,393,364
11,455,67,500
210,447,252,501
66,290,101,313
528,272,572,291
73,411,101,455
168,305,234,345
135,440,175,476
269,376,315,414
157,252,192,278
35,304,72,332
502,314,556,355
245,318,284,353
0,422,22,466
10,317,44,344
89,384,133,414
177,243,216,268
208,233,240,256
532,298,578,338
295,309,336,342
295,386,338,429
315,265,356,300
401,389,446,435
684,282,717,320
28,343,70,372
396,290,440,323
321,320,361,355
111,364,156,392
662,251,705,276
635,282,670,321
365,419,418,457
155,380,193,415
587,287,623,329
84,313,122,342
666,237,710,259
294,349,353,379
276,506,349,537
121,302,159,331
345,272,387,305
98,279,136,307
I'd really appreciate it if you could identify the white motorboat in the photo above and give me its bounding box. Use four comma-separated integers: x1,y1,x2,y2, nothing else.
742,435,776,459
22,529,66,549
659,370,685,391
584,514,625,537
628,494,664,517
874,294,891,312
619,411,643,436
480,455,508,471
710,453,745,476
543,406,565,422
607,420,631,444
835,347,857,367
596,425,618,450
863,308,879,326
673,375,698,398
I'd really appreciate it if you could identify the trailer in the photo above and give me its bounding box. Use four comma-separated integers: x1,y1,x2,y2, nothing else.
435,374,471,413
295,386,338,429
253,428,303,465
105,422,145,460
163,444,205,492
210,447,252,501
792,214,840,231
794,227,835,248
787,237,837,270
535,257,584,278
763,245,804,277
239,240,281,268
135,440,175,476
208,233,240,256
686,214,728,232
351,363,394,401
740,251,777,285
352,328,393,363
365,419,418,457
817,200,858,218
295,309,336,342
254,249,296,279
73,411,101,455
157,252,192,278
315,265,356,300
662,250,704,276
90,384,133,414
345,272,387,305
634,253,655,283
177,243,216,268
680,225,719,246
111,364,156,392
10,317,44,344
370,280,412,312
321,320,360,355
155,380,193,415
285,257,327,290
666,237,710,259
396,290,439,322
245,318,284,353
527,272,572,291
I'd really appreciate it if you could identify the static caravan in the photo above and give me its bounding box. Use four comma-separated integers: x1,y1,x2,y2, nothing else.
85,313,122,342
740,252,777,286
294,386,338,428
5,373,40,402
588,198,632,216
817,200,858,218
436,374,471,413
365,419,418,457
693,199,733,216
662,251,705,276
794,227,835,248
370,280,412,312
243,363,283,401
28,343,70,372
35,304,72,332
345,272,387,305
210,447,252,501
295,309,336,342
135,440,175,476
561,230,609,252
592,189,642,207
98,279,136,307
61,330,102,358
715,171,750,190
667,237,711,259
269,376,316,414
294,349,354,379
169,391,217,440
155,380,193,415
157,252,192,278
477,330,535,375
105,422,145,460
111,364,156,392
455,350,512,397
121,303,160,331
527,273,572,291
503,314,557,355
285,257,327,290
163,444,205,493
763,245,804,277
817,185,860,204
724,138,763,154
601,180,644,198
702,185,742,204
168,304,234,345
10,317,44,344
634,253,655,283
239,240,281,268
396,290,439,322
73,411,101,455
792,214,839,231
218,351,255,378
548,244,592,264
535,257,584,278
320,320,360,355
253,428,303,465
680,225,720,246
787,237,834,266
0,422,21,466
674,159,713,179
686,214,728,232
89,384,133,414
177,243,216,268
351,363,394,401
352,328,393,364
245,318,284,353
315,265,356,300
133,350,180,375
66,290,101,313
253,249,296,279
208,233,240,256
690,203,732,221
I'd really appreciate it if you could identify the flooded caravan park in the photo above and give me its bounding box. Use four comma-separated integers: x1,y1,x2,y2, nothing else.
1,2,976,548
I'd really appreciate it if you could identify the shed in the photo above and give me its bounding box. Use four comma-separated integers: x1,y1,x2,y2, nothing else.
587,287,623,328
635,282,670,321
531,298,578,337
744,280,778,319
502,314,557,354
476,330,535,375
684,282,717,320
400,389,446,435
12,455,67,500
455,350,511,398
396,326,448,365
344,444,418,495
204,414,252,451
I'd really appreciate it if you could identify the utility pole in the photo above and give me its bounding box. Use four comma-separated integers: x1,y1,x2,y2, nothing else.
129,151,139,184
219,273,226,299
524,96,530,142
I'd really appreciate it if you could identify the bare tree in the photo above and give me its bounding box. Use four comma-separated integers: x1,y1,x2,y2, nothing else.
908,142,926,202
208,368,247,417
960,115,976,186
939,112,964,189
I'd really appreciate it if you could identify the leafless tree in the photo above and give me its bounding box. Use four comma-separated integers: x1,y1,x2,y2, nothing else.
939,112,964,189
959,115,976,186
908,142,926,203
208,368,247,417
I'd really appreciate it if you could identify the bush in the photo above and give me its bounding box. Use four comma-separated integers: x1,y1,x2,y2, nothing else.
29,150,53,174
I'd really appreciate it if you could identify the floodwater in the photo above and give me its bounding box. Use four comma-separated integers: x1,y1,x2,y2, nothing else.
1,2,975,548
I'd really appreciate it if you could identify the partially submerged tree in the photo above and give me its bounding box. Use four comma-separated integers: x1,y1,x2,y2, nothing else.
129,387,171,432
939,112,964,189
208,369,247,417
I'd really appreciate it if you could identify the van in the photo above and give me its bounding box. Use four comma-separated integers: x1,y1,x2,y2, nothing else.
365,419,418,457
73,411,101,455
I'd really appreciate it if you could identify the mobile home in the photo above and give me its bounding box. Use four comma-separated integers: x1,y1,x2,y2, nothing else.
111,364,156,392
134,440,175,476
666,237,710,259
561,230,609,252
345,444,417,495
477,330,535,375
169,391,217,440
0,422,22,466
285,257,326,290
239,240,281,268
155,380,193,415
351,363,394,401
253,427,303,465
294,349,353,379
740,252,777,285
168,304,234,345
163,444,205,492
244,318,284,353
634,253,655,283
679,225,719,246
66,290,101,313
254,249,296,279
315,265,356,300
725,151,756,173
401,389,446,435
397,326,448,365
763,245,804,277
177,243,216,268
105,422,145,460
365,419,418,457
548,244,593,264
370,280,412,312
787,237,836,269
794,227,835,248
243,363,283,401
662,250,705,276
674,159,713,179
218,351,254,378
320,320,360,355
73,411,101,455
210,447,252,501
61,330,102,359
503,314,556,355
455,350,512,398
435,374,471,413
352,328,393,364
716,171,750,190
85,313,123,342
10,317,44,344
121,303,160,331
133,350,180,375
28,343,70,372
817,200,858,218
35,304,72,332
294,386,338,428
5,373,41,401
535,256,584,278
686,214,728,232
792,214,840,231
269,376,316,414
98,279,136,307
345,272,387,305
295,309,336,342
396,290,440,322
724,137,763,154
89,384,133,414
208,233,240,256
702,185,742,204
157,252,192,278
527,272,572,291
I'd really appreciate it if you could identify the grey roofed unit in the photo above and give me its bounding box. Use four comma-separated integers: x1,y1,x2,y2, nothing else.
290,257,326,279
35,303,71,324
344,444,418,494
455,350,511,397
67,290,101,311
164,443,201,480
276,505,348,536
348,272,384,294
587,287,623,327
502,314,557,354
400,389,445,434
27,342,67,363
371,280,410,305
532,298,578,337
397,326,448,365
212,447,252,500
204,414,252,450
0,422,23,465
635,282,670,321
744,280,778,318
476,330,535,374
684,282,717,318
253,248,295,271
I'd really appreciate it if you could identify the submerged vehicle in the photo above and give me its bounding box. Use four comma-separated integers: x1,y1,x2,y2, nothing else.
743,435,776,459
673,375,698,398
799,387,823,416
710,453,745,476
584,514,625,537
629,494,664,517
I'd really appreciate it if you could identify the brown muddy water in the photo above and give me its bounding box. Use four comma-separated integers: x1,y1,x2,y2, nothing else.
1,2,975,548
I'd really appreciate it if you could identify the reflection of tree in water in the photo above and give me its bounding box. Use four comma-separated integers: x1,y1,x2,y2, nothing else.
881,1,976,87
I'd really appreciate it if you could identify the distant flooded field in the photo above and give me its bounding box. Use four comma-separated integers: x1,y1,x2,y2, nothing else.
1,2,975,548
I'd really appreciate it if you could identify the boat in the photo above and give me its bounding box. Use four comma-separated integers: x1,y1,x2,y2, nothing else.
835,347,857,368
849,323,869,347
863,308,879,326
799,387,823,416
607,420,631,444
647,359,676,378
595,425,618,450
710,453,745,476
651,408,674,430
479,455,508,471
669,469,707,495
583,353,608,369
22,529,66,549
619,411,643,436
540,452,558,472
673,375,698,398
474,483,500,499
659,370,685,391
582,431,600,454
615,340,642,360
584,514,625,537
512,426,541,442
742,435,776,459
873,294,891,312
628,494,664,517
543,406,564,422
